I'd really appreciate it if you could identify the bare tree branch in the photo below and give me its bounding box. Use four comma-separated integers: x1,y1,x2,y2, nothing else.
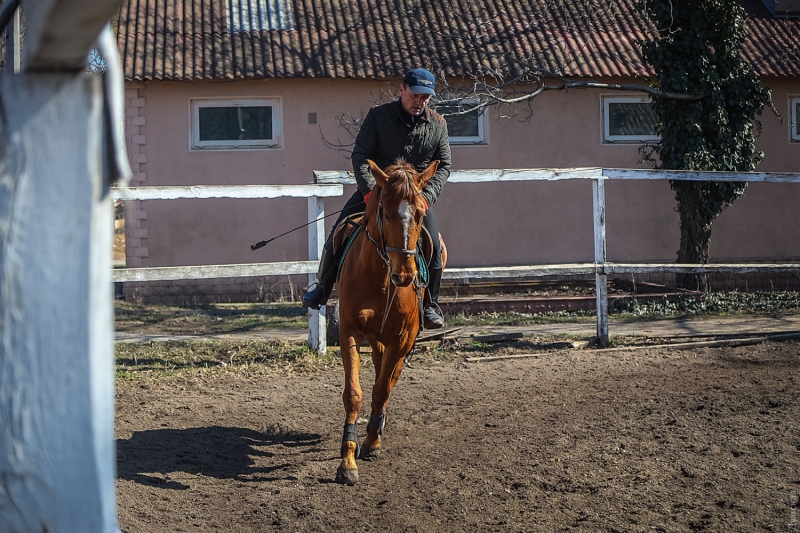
319,112,364,156
424,0,703,115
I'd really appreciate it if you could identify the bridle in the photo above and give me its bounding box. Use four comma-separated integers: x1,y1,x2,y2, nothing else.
366,188,419,264
364,187,428,341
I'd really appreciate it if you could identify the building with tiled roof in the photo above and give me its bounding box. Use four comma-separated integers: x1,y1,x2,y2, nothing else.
116,0,800,304
116,0,799,81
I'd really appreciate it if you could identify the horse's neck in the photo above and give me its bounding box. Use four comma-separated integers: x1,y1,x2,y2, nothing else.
353,217,390,280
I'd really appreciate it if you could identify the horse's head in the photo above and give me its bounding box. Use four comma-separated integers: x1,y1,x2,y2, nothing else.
366,158,439,287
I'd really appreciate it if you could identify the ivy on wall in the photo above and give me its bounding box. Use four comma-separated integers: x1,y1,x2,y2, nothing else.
640,0,774,290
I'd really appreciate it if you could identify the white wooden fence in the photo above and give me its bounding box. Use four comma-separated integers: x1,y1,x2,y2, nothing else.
113,168,800,352
111,184,343,351
314,168,800,347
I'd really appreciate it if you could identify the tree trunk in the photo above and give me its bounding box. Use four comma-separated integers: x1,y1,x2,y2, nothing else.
675,198,713,292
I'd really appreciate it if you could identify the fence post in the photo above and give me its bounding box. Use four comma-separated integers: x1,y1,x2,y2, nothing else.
592,177,609,347
307,195,327,353
0,74,117,532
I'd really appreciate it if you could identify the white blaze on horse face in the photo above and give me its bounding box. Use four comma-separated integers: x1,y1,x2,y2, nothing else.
398,200,413,249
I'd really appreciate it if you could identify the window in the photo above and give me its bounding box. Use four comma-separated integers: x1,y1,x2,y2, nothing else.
791,97,800,142
191,98,281,150
434,102,486,144
602,96,658,143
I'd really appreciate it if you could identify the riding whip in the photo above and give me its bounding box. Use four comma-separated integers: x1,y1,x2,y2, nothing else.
250,209,343,251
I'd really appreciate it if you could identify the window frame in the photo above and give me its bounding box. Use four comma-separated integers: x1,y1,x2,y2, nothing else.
791,96,800,142
434,100,487,145
602,95,659,144
190,97,282,150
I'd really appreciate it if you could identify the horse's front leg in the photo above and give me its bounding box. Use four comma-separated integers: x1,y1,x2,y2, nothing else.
336,327,363,485
360,336,414,460
359,336,385,460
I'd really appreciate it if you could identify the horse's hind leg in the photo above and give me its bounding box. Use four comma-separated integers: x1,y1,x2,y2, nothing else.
335,327,363,485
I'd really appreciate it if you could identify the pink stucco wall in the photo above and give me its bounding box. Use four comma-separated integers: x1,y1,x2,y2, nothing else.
125,77,800,272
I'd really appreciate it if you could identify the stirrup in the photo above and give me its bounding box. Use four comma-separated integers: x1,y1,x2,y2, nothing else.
302,282,328,310
423,304,445,329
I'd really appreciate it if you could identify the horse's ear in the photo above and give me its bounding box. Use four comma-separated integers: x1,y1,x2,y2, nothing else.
420,160,439,187
367,160,388,188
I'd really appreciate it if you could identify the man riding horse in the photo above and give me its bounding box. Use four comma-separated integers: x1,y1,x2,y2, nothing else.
303,68,451,329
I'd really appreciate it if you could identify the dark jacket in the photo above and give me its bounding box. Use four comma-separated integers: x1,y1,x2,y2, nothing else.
351,100,452,207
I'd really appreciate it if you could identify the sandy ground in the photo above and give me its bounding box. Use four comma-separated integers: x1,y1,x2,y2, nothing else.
116,339,800,532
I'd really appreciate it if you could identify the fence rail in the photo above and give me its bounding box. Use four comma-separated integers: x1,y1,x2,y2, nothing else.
112,168,800,352
314,167,800,184
113,184,343,200
113,261,318,282
442,263,800,280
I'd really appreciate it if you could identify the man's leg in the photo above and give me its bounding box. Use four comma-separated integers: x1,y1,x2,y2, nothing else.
302,191,367,310
422,209,444,329
302,242,336,310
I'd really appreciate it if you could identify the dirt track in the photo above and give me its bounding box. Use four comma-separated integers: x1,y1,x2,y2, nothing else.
116,341,800,532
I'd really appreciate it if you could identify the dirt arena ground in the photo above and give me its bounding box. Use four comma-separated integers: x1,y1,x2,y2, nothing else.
116,340,800,532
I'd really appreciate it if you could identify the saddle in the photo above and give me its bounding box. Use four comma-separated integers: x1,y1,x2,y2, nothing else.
332,212,435,283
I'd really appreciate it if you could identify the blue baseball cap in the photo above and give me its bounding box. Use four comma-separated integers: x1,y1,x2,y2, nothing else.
403,68,436,96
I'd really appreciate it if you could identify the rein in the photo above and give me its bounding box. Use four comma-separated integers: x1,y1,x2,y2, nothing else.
365,189,427,341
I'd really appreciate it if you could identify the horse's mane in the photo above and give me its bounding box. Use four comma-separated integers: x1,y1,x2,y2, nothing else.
363,158,423,231
381,158,422,206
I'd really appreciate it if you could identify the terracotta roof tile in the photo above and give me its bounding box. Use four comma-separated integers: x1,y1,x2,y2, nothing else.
117,0,800,81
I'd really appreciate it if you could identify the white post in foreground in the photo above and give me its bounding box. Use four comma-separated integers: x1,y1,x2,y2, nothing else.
592,177,609,347
0,75,117,531
308,196,327,352
4,2,21,73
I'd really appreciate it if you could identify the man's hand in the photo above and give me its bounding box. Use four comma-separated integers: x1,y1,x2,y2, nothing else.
363,191,372,204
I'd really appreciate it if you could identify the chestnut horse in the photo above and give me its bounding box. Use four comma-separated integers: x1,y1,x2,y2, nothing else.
334,158,445,485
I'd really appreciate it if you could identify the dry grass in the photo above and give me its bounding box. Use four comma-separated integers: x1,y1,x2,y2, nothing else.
114,301,307,335
115,339,339,382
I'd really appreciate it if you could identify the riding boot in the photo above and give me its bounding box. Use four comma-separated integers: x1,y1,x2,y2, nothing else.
302,246,337,310
423,266,444,329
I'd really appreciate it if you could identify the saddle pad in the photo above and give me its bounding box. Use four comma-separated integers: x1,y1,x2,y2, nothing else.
333,212,435,284
332,213,364,255
333,214,363,280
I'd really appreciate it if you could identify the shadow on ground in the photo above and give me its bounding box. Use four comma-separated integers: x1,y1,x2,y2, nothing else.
117,425,323,488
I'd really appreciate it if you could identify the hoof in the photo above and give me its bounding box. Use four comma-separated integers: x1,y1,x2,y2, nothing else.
335,465,359,485
359,444,381,461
